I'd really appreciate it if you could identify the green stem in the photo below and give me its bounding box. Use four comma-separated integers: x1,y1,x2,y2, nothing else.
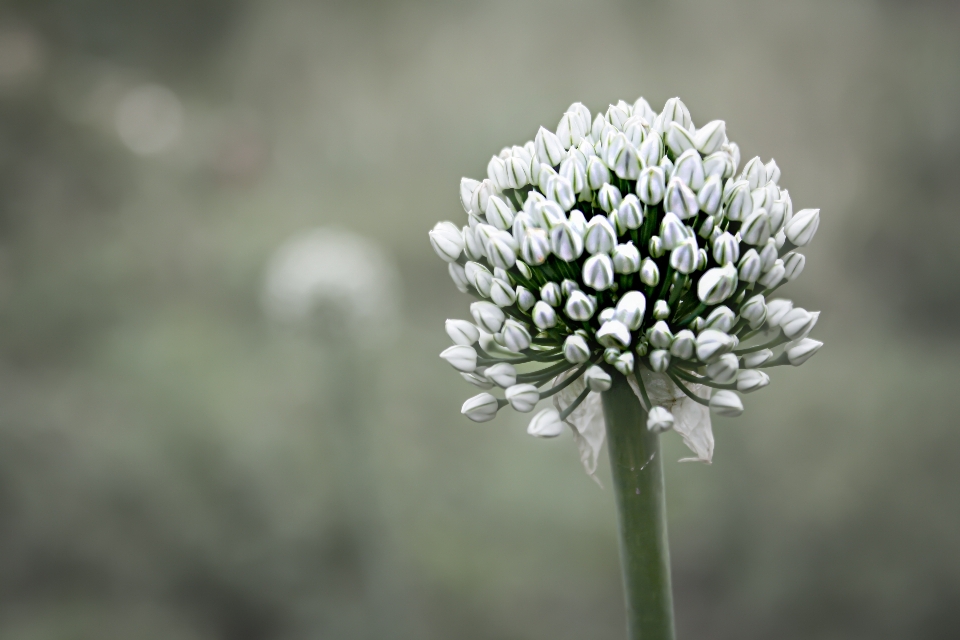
601,375,676,640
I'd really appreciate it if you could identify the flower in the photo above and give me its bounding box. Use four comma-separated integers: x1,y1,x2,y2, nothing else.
431,97,824,470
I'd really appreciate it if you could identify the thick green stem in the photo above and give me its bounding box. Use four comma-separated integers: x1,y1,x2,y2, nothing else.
601,374,676,640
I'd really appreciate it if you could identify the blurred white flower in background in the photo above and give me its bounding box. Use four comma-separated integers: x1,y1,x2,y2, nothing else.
262,227,400,345
115,83,183,155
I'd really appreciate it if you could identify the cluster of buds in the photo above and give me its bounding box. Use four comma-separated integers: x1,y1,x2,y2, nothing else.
430,96,822,459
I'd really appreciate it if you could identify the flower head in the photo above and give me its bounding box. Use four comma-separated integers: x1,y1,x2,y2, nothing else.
431,97,824,472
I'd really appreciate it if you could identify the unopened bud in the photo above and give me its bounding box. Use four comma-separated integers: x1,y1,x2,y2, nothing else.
516,286,536,312
615,291,647,330
584,216,617,255
487,234,518,270
741,349,773,368
723,180,753,222
608,135,641,180
462,392,500,422
532,301,558,330
738,249,762,284
704,305,736,333
598,183,623,213
441,345,478,373
429,221,465,263
527,408,564,437
653,299,670,320
705,352,738,384
696,329,736,362
741,209,772,246
505,156,530,189
535,126,565,166
673,149,705,190
698,174,723,216
614,351,635,375
547,175,577,211
785,338,823,365
759,239,778,272
670,238,699,275
540,281,562,307
697,264,738,305
449,262,470,293
648,320,674,349
712,231,740,265
765,299,793,327
521,229,551,266
640,258,660,286
446,319,480,345
485,195,515,231
586,156,611,190
757,259,785,289
584,366,612,392
739,294,767,329
613,242,641,274
784,209,820,246
604,347,622,364
565,290,597,321
648,236,665,259
469,179,498,216
503,383,539,413
487,155,508,191
649,349,671,372
736,369,770,393
550,222,584,262
563,334,592,363
638,134,664,168
583,254,615,291
741,156,766,190
599,307,615,324
664,177,699,220
665,121,696,156
556,111,588,150
783,252,805,281
660,212,687,251
501,319,532,352
460,177,480,214
647,406,675,433
471,301,505,333
669,330,696,360
597,320,631,349
485,362,517,388
703,150,734,180
780,308,819,340
694,120,727,155
559,156,587,193
709,390,743,417
461,371,493,389
464,261,493,297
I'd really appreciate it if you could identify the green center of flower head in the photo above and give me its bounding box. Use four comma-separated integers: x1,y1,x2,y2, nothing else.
430,96,823,438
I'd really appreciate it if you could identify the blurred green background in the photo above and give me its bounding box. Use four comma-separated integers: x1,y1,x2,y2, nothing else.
1,1,959,638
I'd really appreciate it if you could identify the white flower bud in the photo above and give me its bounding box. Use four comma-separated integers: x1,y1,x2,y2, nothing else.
741,209,772,246
567,209,587,237
461,371,494,389
578,366,610,392
704,305,736,333
449,262,470,293
468,178,497,216
536,162,557,193
723,180,753,222
590,113,608,140
635,340,648,356
598,307,615,324
561,279,580,298
535,126,565,166
765,159,781,184
614,351,635,375
751,183,778,213
569,102,592,132
616,195,643,230
669,330,696,360
741,349,773,368
652,299,670,320
775,229,786,250
636,166,666,205
609,136,641,180
506,156,531,189
739,294,767,329
785,338,823,366
532,301,558,330
446,319,480,345
647,406,675,433
694,120,727,155
691,317,706,332
487,234,518,270
565,290,596,321
767,198,786,233
765,299,793,327
490,278,517,307
460,177,480,214
783,252,805,281
696,329,736,362
659,212,687,251
559,156,587,193
649,349,671,372
784,208,820,247
709,390,743,417
738,249,761,284
462,392,500,422
501,319,532,352
736,369,770,393
780,308,819,340
585,156,611,191
640,258,660,286
703,150,734,180
597,183,623,213
487,155,508,191
527,408,564,437
665,122,696,156
521,229,550,265
547,175,577,211
664,177,699,220
623,117,647,147
648,235,665,259
697,175,723,216
613,242,641,274
534,199,566,230
673,149,705,190
441,345,478,372
759,239,778,272
571,137,596,166
470,300,505,333
661,97,692,129
464,261,493,297
758,259,785,288
484,195,515,231
638,133,664,168
550,222,584,262
579,219,613,258
556,111,588,150
539,281,562,307
648,320,674,349
597,320,631,349
583,253,615,291
705,352,739,384
511,211,535,245
698,264,739,305
712,231,739,265
563,334,591,363
506,383,540,412
670,237,699,275
615,291,647,330
606,103,630,129
741,156,767,190
429,221,464,262
484,362,517,388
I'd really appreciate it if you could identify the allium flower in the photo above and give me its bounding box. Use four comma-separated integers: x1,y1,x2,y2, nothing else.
430,97,823,474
